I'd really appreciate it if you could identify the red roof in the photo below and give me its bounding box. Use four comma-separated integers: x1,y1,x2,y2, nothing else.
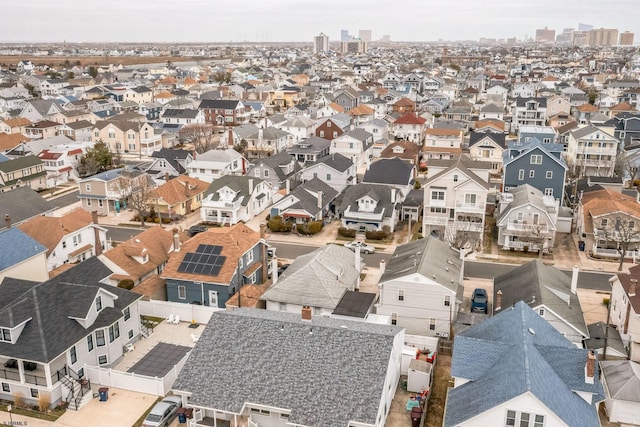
394,114,426,125
38,150,62,160
68,148,83,155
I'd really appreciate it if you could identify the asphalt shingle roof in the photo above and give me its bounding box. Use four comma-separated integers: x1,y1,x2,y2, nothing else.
0,227,47,272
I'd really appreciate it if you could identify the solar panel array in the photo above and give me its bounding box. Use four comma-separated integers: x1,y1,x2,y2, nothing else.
177,244,226,276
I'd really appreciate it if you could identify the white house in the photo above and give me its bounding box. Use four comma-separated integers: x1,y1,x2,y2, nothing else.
187,148,245,183
609,267,640,362
330,129,374,170
200,175,272,225
299,153,355,193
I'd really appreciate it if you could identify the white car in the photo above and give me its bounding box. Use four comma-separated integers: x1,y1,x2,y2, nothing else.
344,241,376,254
142,395,182,427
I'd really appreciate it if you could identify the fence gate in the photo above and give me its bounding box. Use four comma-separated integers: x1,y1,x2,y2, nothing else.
438,339,453,355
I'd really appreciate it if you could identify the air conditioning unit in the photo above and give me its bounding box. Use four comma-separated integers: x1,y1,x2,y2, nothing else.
434,332,449,339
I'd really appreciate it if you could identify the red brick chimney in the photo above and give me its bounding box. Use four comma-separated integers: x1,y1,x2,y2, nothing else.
301,306,312,321
92,211,102,256
630,278,637,297
4,214,10,229
585,350,596,383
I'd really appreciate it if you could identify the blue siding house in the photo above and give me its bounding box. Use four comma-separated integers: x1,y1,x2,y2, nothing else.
502,140,567,202
162,223,266,307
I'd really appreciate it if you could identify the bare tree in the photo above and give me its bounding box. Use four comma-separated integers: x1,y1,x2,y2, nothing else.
615,153,640,188
118,173,155,227
179,123,218,154
596,217,640,271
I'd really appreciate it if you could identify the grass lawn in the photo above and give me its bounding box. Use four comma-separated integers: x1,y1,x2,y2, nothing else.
0,401,66,423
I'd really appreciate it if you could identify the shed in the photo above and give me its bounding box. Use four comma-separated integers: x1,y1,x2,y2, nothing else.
407,359,433,393
601,360,640,425
401,346,419,375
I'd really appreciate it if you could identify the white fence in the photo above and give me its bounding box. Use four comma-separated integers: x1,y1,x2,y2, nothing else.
84,350,191,396
139,300,222,324
405,334,440,352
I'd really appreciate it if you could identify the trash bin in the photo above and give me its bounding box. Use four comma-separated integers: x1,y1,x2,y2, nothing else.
177,408,187,424
411,407,423,427
98,387,108,402
578,241,586,251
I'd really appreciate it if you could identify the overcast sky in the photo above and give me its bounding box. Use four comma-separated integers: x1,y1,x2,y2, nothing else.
2,0,638,43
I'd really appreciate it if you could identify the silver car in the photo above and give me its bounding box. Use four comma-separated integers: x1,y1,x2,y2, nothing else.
142,395,182,427
344,241,376,254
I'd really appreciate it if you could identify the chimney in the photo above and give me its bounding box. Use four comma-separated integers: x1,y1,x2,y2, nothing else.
355,246,361,272
92,211,103,256
271,257,279,285
571,265,579,295
495,290,502,311
248,178,254,194
4,214,10,229
285,179,291,195
390,187,397,202
228,129,234,147
173,228,181,252
585,350,596,383
260,223,267,239
379,259,386,275
317,191,323,209
301,305,312,321
630,278,638,297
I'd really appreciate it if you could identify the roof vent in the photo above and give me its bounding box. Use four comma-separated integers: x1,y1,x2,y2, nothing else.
528,327,536,335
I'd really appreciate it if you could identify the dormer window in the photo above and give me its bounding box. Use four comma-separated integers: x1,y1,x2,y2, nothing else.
0,328,11,342
95,295,103,312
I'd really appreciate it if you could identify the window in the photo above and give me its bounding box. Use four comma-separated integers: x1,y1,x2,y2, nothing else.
128,329,134,339
98,355,108,365
430,207,446,214
539,308,545,316
73,234,82,246
326,173,331,181
453,174,458,182
95,295,102,312
96,330,105,347
518,169,525,180
70,346,77,364
429,318,436,330
30,388,39,398
544,188,553,197
601,219,608,227
529,170,535,178
178,285,186,300
545,171,553,179
254,169,261,177
85,184,91,192
530,155,542,164
246,249,254,264
87,335,94,352
629,221,635,230
0,328,11,342
431,190,445,200
534,415,544,427
391,313,398,325
280,413,290,420
444,295,451,306
123,307,130,321
464,194,476,205
108,322,120,342
398,290,405,301
1,383,9,393
319,131,324,138
264,169,269,177
505,410,543,427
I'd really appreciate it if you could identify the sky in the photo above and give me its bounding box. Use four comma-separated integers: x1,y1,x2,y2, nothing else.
1,0,638,43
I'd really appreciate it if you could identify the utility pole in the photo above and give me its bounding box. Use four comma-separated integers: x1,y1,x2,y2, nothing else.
603,291,612,360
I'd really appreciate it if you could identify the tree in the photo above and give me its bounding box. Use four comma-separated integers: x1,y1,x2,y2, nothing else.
179,123,218,154
233,138,248,154
88,66,98,78
616,153,640,187
596,217,640,271
77,142,113,177
118,173,154,227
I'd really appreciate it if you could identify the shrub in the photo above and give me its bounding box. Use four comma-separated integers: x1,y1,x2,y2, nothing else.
338,227,356,238
366,230,388,240
38,394,51,412
414,180,421,189
154,217,161,223
603,297,610,307
145,217,153,223
298,221,323,235
13,391,24,409
523,245,529,253
267,216,292,232
162,217,171,224
118,279,135,290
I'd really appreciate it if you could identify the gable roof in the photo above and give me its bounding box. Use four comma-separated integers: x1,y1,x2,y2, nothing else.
311,153,353,173
445,301,604,427
394,113,427,125
172,309,402,427
150,176,209,206
0,227,47,272
204,175,265,206
0,187,54,229
363,157,414,186
18,208,94,256
469,131,507,149
600,360,640,403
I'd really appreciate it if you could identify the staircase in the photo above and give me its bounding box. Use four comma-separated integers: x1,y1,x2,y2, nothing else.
140,322,154,338
58,366,93,411
444,221,456,246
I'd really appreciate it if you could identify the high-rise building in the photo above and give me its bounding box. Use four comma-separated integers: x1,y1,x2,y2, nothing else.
588,28,619,46
619,31,635,45
578,23,594,31
535,27,556,43
571,30,589,46
313,32,329,54
381,34,391,43
556,28,574,44
358,29,372,43
340,39,368,54
340,30,351,42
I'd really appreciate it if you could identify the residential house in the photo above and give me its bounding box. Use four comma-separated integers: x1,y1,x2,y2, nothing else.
200,175,272,225
600,360,640,425
144,148,194,184
315,114,352,141
163,224,266,306
444,301,604,427
262,244,360,315
299,153,355,193
77,167,150,216
333,87,360,112
0,187,54,231
546,95,572,118
123,86,154,104
149,175,209,218
199,99,249,126
248,151,300,193
422,159,489,248
93,120,161,157
100,226,179,286
0,118,31,135
0,226,48,282
161,108,205,126
502,140,567,201
171,309,403,427
24,120,64,140
186,148,245,183
391,113,427,144
511,97,548,130
518,125,558,145
468,131,506,174
0,133,30,154
0,155,47,192
493,260,588,343
423,128,463,161
496,184,559,253
64,120,94,143
339,183,400,232
576,188,640,260
19,99,61,122
478,103,504,121
377,237,463,337
0,258,141,409
567,125,619,178
392,98,416,114
607,112,640,147
379,140,421,165
243,127,290,160
18,209,108,272
269,178,338,223
280,116,316,142
330,129,374,170
37,145,84,187
287,136,331,166
363,157,415,198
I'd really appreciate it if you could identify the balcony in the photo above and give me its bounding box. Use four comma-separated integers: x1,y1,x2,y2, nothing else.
455,202,485,214
506,221,551,236
1,358,50,387
343,210,384,221
206,199,241,209
454,220,483,233
424,216,449,226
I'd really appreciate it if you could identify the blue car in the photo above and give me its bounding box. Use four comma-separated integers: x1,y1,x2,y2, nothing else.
471,288,488,314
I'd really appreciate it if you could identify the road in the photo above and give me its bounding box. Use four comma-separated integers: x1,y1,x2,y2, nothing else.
272,243,614,291
49,190,80,208
104,225,144,243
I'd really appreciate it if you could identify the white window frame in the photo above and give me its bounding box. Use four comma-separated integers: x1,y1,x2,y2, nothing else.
544,188,553,197
177,285,186,300
530,154,542,164
429,318,436,330
518,169,524,180
529,170,535,178
391,313,398,325
431,190,445,200
398,289,405,301
444,295,451,306
98,355,108,365
545,171,553,179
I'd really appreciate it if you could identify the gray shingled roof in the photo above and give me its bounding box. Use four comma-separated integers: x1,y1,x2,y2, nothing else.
0,187,54,229
340,184,395,218
172,309,402,427
262,244,358,309
313,153,353,172
283,178,338,217
600,360,640,403
204,175,265,206
363,157,414,186
445,301,604,427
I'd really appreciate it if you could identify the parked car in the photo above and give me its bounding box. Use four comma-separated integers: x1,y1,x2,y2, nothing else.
188,224,208,237
471,288,488,314
142,395,182,427
344,241,376,254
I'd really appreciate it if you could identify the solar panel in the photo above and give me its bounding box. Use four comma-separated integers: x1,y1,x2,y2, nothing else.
210,265,221,276
177,246,226,276
211,246,222,255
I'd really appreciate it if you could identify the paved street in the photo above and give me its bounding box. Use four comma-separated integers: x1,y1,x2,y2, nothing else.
103,225,145,243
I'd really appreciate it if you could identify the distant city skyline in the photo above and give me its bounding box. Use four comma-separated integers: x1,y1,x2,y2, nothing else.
2,0,639,44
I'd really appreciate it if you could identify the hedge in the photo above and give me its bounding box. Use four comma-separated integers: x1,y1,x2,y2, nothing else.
298,221,323,235
338,227,356,238
365,230,388,240
267,216,293,232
